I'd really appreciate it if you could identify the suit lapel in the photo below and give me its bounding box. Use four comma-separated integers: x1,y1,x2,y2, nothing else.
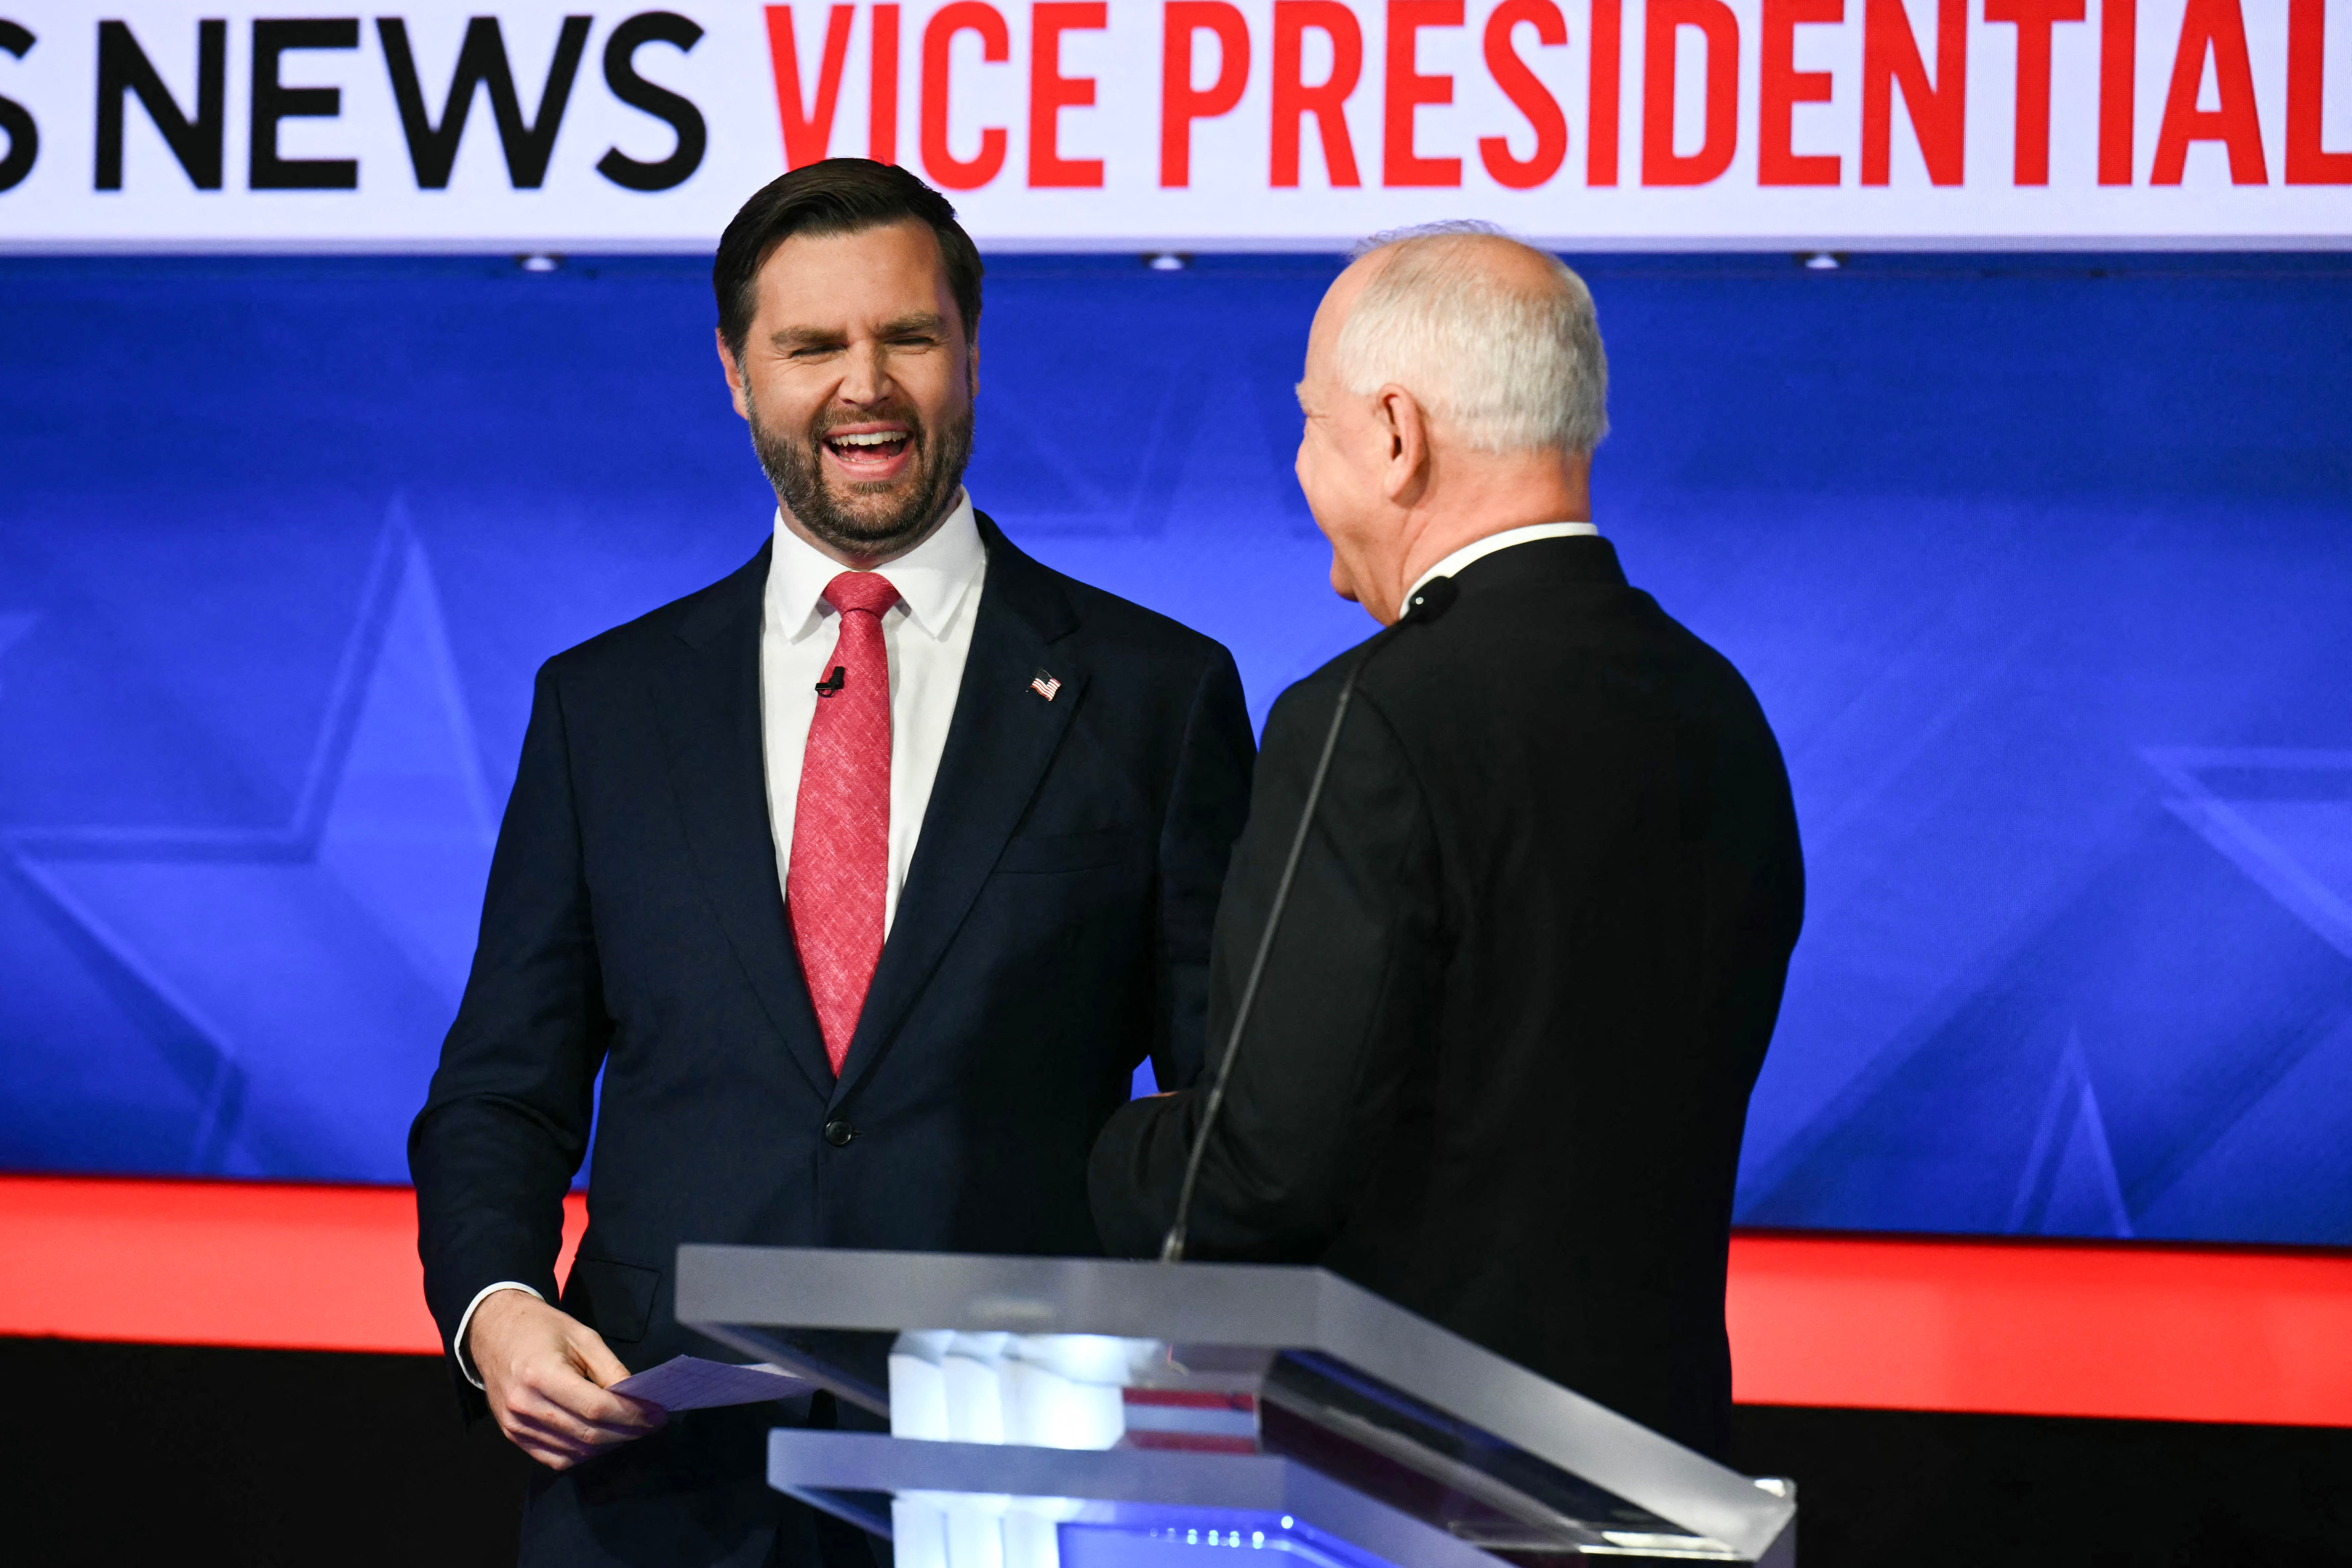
830,516,1086,1107
657,543,836,1099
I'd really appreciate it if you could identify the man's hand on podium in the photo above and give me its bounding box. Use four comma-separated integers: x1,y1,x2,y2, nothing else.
469,1288,667,1469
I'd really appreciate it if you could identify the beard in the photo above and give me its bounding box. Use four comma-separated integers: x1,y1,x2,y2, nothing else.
747,387,974,560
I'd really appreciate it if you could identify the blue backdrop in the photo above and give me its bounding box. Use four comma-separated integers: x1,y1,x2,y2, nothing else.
2,252,2348,1245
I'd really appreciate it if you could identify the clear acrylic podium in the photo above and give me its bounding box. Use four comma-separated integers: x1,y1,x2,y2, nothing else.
677,1247,1795,1568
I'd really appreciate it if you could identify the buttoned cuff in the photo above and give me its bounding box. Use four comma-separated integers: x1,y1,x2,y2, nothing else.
453,1281,543,1389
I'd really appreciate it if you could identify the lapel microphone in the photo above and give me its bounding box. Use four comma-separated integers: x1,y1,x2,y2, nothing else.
814,665,847,698
1160,574,1462,1264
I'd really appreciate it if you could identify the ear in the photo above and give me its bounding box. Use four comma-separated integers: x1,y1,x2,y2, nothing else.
966,335,981,400
715,328,750,421
1374,385,1430,506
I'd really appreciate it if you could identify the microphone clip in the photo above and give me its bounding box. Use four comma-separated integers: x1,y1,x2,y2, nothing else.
1403,576,1460,624
814,666,847,699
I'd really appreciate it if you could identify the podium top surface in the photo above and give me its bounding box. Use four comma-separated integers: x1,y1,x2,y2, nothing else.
675,1245,1792,1563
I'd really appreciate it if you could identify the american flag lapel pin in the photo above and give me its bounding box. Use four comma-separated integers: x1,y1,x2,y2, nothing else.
1029,668,1062,702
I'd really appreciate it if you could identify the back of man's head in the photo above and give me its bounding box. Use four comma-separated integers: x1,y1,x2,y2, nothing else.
1335,225,1609,459
713,158,984,359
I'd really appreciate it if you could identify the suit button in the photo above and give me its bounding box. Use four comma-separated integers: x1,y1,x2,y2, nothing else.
823,1120,856,1147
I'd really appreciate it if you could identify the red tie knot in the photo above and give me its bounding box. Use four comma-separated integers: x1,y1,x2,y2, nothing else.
823,570,901,620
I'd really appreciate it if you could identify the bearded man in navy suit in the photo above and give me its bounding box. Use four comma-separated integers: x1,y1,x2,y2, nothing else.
410,160,1256,1567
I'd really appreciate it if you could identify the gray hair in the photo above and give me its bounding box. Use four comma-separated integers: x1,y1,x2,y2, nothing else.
1334,221,1609,457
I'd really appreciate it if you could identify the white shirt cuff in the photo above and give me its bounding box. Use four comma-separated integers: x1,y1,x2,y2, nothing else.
453,1281,543,1389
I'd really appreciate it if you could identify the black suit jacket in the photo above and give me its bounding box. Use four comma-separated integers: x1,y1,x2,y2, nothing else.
411,514,1254,1566
1089,535,1802,1461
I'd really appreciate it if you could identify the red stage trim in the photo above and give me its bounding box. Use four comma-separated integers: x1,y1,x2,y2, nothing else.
0,1175,584,1358
1,1177,2347,1426
1727,1230,2352,1427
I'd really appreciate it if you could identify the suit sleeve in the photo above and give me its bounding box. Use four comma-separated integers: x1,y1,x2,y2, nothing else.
408,660,612,1412
1146,645,1257,1094
1094,673,1439,1258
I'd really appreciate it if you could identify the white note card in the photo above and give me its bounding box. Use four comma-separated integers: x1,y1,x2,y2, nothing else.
609,1356,810,1412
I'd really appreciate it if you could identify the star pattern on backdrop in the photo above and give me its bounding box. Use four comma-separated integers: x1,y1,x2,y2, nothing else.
2007,1031,2135,1239
2145,748,2352,959
5,507,496,1179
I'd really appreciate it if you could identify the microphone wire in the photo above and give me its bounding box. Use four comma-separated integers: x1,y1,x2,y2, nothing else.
1159,577,1458,1263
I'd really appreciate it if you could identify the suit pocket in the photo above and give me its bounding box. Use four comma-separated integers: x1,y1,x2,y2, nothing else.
565,1256,661,1344
995,829,1133,875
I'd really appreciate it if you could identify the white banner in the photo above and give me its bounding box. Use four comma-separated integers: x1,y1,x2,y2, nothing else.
0,0,2346,250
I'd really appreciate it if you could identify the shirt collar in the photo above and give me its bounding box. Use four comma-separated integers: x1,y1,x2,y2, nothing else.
765,488,986,645
1406,521,1600,604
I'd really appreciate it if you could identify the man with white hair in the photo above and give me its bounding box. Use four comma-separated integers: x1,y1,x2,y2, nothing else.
1088,227,1804,1461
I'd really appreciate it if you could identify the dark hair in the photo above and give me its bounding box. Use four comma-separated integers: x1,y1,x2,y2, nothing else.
713,159,984,358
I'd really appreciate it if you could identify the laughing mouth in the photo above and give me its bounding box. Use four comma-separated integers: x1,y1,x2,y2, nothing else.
824,427,913,471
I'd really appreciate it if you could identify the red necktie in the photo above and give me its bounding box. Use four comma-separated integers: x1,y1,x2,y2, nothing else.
790,570,900,1075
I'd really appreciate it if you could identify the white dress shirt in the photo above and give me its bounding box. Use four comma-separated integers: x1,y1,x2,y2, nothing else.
1407,521,1600,605
759,488,988,935
454,492,989,1387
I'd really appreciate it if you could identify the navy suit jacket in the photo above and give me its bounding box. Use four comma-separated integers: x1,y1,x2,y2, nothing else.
411,514,1254,1566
